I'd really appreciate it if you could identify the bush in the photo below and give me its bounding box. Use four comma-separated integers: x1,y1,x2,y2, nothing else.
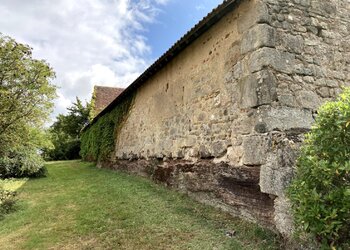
0,148,47,178
44,138,81,161
0,189,17,218
288,88,350,248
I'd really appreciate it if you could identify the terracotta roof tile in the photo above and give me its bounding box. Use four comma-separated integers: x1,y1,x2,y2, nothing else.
93,86,124,116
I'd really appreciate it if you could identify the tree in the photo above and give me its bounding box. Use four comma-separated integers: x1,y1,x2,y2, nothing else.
51,97,90,138
0,34,57,177
45,98,91,160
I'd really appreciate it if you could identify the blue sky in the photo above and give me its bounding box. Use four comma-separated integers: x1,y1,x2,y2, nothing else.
145,0,222,59
0,0,222,119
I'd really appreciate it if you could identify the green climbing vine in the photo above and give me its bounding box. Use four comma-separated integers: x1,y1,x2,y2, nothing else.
88,88,97,122
80,93,134,162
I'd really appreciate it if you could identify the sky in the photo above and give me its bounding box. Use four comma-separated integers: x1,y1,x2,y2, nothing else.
0,0,222,122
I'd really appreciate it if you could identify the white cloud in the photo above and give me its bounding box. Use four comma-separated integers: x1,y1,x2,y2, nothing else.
195,5,205,11
0,0,168,120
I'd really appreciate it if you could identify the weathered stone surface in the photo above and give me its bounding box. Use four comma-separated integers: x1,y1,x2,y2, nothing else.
259,132,300,196
231,115,254,135
212,141,227,157
260,162,294,196
296,90,322,110
254,122,268,133
238,1,271,33
238,75,259,108
280,33,304,54
226,146,243,165
199,145,211,159
248,47,296,74
241,24,276,54
242,135,270,165
258,106,314,131
238,70,277,108
278,94,298,107
274,196,294,238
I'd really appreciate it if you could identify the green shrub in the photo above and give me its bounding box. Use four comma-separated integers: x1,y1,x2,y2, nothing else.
44,138,81,161
80,94,134,162
0,189,17,218
288,88,350,248
0,148,47,178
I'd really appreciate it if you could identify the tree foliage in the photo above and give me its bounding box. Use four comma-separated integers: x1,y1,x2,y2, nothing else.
288,88,350,249
45,98,91,160
0,34,56,177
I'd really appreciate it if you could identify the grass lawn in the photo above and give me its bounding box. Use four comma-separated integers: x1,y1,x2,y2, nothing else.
0,161,281,249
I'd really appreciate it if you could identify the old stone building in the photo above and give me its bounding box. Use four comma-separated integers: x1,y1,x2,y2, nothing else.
83,0,350,236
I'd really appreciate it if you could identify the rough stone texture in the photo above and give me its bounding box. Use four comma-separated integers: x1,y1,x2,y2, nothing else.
259,131,302,197
96,0,350,236
238,70,277,108
274,196,294,238
242,135,270,165
241,24,276,54
259,0,350,236
257,106,315,131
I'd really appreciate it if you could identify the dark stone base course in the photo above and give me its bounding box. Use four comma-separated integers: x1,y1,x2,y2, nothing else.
99,159,276,229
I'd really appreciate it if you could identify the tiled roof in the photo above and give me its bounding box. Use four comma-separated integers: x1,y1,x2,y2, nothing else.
83,0,240,131
93,86,124,116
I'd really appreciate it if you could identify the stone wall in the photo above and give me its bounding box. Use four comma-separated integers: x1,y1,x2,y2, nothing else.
99,0,350,236
254,0,350,235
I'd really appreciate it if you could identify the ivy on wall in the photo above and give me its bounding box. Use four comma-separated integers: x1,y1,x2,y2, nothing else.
80,93,134,162
88,88,97,122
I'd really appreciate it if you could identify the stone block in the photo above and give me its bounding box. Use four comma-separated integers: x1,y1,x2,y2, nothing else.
258,106,314,131
225,41,241,69
260,163,294,196
311,1,337,16
256,70,278,105
254,122,268,133
241,24,276,54
238,70,277,109
232,116,254,135
260,132,299,196
300,0,311,7
295,90,322,110
199,145,211,158
274,196,294,238
238,75,258,108
316,87,330,98
280,33,304,54
212,141,227,157
278,94,298,107
238,2,271,33
227,146,243,165
248,47,296,74
231,61,243,80
242,135,270,165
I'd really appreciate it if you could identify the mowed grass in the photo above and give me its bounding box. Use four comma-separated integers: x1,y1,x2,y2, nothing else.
0,161,281,249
